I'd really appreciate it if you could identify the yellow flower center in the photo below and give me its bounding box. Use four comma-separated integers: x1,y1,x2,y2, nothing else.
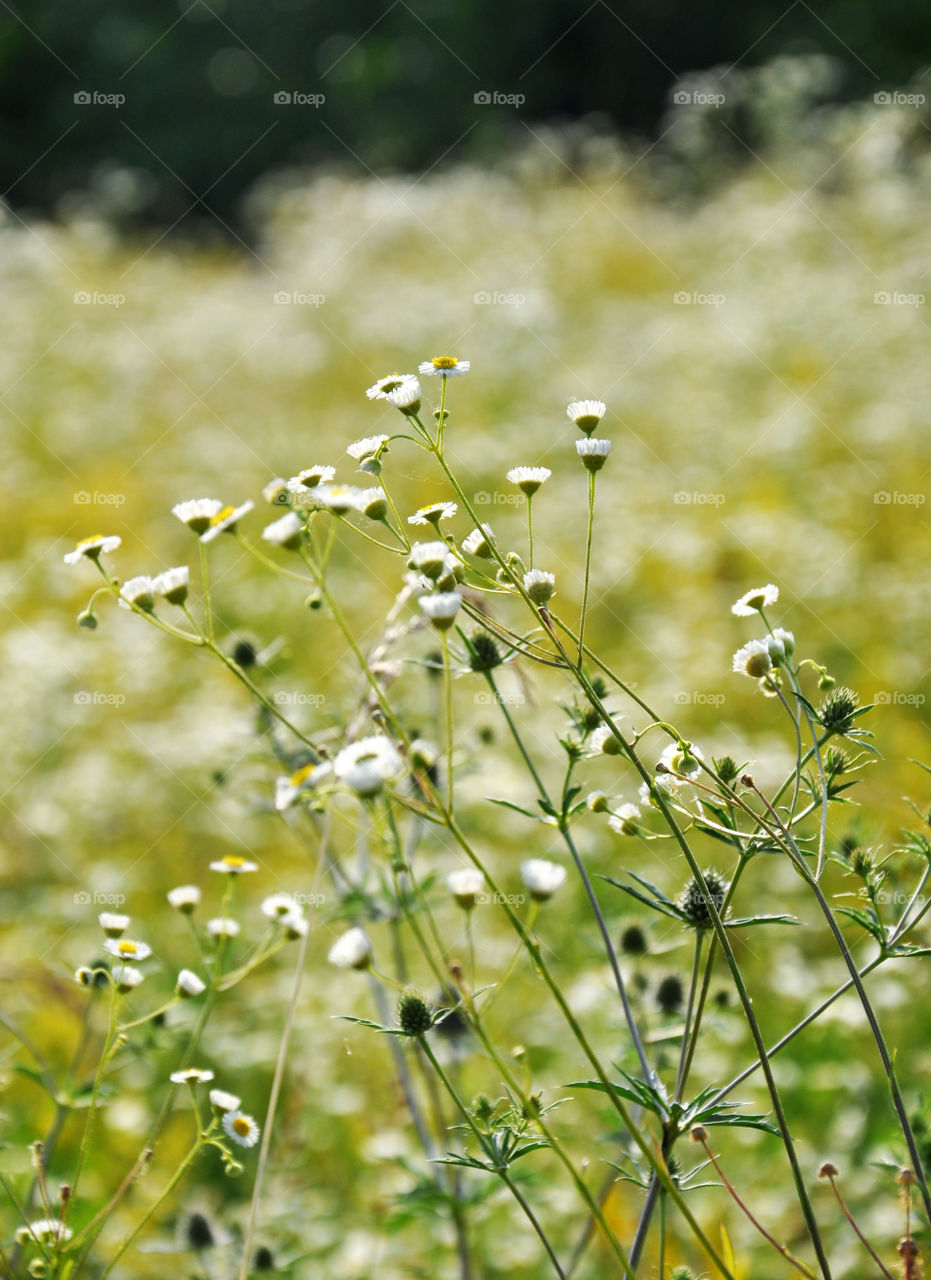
223,856,245,868
80,535,105,547
233,1116,251,1136
210,506,235,525
118,941,137,956
432,356,457,370
291,763,316,785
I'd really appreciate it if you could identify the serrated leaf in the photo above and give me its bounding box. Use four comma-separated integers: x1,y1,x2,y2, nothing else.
725,913,799,928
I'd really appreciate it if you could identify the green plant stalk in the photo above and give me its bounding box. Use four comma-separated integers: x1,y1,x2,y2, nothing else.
61,984,121,1234
577,470,596,667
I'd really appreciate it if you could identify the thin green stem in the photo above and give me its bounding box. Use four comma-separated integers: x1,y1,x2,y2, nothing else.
577,471,595,667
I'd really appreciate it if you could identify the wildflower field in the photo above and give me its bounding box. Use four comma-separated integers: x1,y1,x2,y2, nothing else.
4,80,931,1280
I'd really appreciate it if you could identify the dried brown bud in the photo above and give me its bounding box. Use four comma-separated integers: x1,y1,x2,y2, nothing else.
689,1125,708,1144
817,1162,839,1179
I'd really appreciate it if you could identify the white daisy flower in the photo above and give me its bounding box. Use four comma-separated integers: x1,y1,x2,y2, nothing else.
418,592,462,630
153,565,190,605
766,627,795,663
567,399,606,435
207,918,241,939
176,969,207,998
274,761,332,811
75,966,96,986
209,855,259,875
222,1110,261,1148
347,434,391,461
418,356,470,377
111,963,144,992
408,501,458,527
262,477,290,506
731,584,779,616
366,374,416,400
409,738,438,771
327,926,373,970
586,790,609,812
170,1068,214,1084
590,721,624,755
172,499,224,534
98,912,130,937
506,466,551,496
17,1219,74,1247
732,639,773,679
409,541,450,580
279,911,308,939
521,859,567,902
261,512,304,550
104,938,152,961
659,742,704,781
447,868,486,908
334,735,403,798
209,1088,241,1113
200,501,254,544
523,569,556,605
167,884,201,913
312,483,366,515
64,534,121,565
119,575,155,611
386,377,421,415
436,552,465,592
287,466,336,494
358,488,388,520
262,892,302,920
462,524,495,558
609,803,642,836
576,438,612,472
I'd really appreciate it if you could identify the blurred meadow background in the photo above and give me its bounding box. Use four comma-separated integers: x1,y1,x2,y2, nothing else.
3,2,931,1277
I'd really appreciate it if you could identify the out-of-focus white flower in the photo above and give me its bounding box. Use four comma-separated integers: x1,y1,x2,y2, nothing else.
409,541,450,579
153,565,190,605
172,499,223,533
176,969,207,998
312,484,366,515
200,502,254,544
207,918,241,939
64,534,121,564
111,963,144,992
262,893,302,920
418,592,462,630
209,855,259,875
609,803,642,836
447,868,486,907
261,512,304,550
590,720,624,755
209,1088,241,1112
168,885,201,913
366,374,415,400
767,627,796,662
287,466,336,494
521,859,567,901
104,938,152,961
17,1219,73,1247
119,576,155,610
98,912,130,937
274,761,332,810
408,501,457,527
262,477,290,505
731,584,779,616
386,377,421,414
334,735,403,797
462,524,495,558
170,1067,214,1084
576,438,612,472
327,926,373,970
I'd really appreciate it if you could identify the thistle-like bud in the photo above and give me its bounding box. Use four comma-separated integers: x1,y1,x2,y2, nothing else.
398,989,434,1037
620,923,648,956
656,973,684,1014
819,686,860,735
468,633,501,671
678,869,728,929
714,755,739,786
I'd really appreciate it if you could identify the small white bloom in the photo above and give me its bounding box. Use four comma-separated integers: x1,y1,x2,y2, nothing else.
170,1068,214,1084
111,963,144,992
366,374,416,400
408,501,458,527
418,592,462,630
119,575,155,611
732,639,773,679
104,938,152,961
447,868,486,907
659,742,704,780
64,534,121,565
767,627,795,663
176,969,207,998
287,466,336,494
207,917,241,939
418,356,470,377
18,1219,73,1247
731,584,779,616
312,483,366,515
567,399,606,434
409,541,450,580
262,477,290,505
209,855,259,875
609,803,642,836
328,926,373,970
590,720,624,755
586,790,609,812
523,569,556,605
521,859,567,901
462,524,495,558
279,911,308,939
98,912,130,937
262,892,302,920
75,966,96,986
576,438,612,472
200,501,254,544
209,1088,241,1112
347,434,390,460
386,377,421,414
506,466,551,495
168,884,201,913
222,1110,261,1147
262,512,304,550
358,487,388,520
173,499,224,533
152,565,190,605
274,761,333,811
334,735,403,798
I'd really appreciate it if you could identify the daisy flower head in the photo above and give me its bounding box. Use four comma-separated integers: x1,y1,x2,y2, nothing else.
153,565,190,606
766,627,796,664
447,868,486,908
222,1110,261,1148
64,534,121,565
200,501,254,544
732,639,773,680
731,584,779,617
172,499,224,534
418,592,462,631
408,501,458,528
209,855,259,875
327,926,373,970
567,399,606,436
507,466,551,496
358,487,389,521
262,892,302,920
609,803,642,836
462,524,495,558
334,734,403,798
287,465,336,496
590,720,624,755
209,1088,241,1113
176,969,207,998
119,575,156,611
312,483,366,516
111,963,144,992
576,438,612,473
274,761,332,811
418,356,470,377
167,884,201,913
98,912,130,937
262,512,304,551
347,434,391,462
207,917,241,940
17,1219,73,1247
104,938,152,961
366,374,416,400
386,377,421,415
170,1067,214,1084
523,569,556,606
521,859,567,902
409,540,450,580
659,741,704,781
262,477,290,506
280,911,308,939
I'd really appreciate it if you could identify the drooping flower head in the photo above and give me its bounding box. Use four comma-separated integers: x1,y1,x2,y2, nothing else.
64,534,121,565
731,584,779,617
